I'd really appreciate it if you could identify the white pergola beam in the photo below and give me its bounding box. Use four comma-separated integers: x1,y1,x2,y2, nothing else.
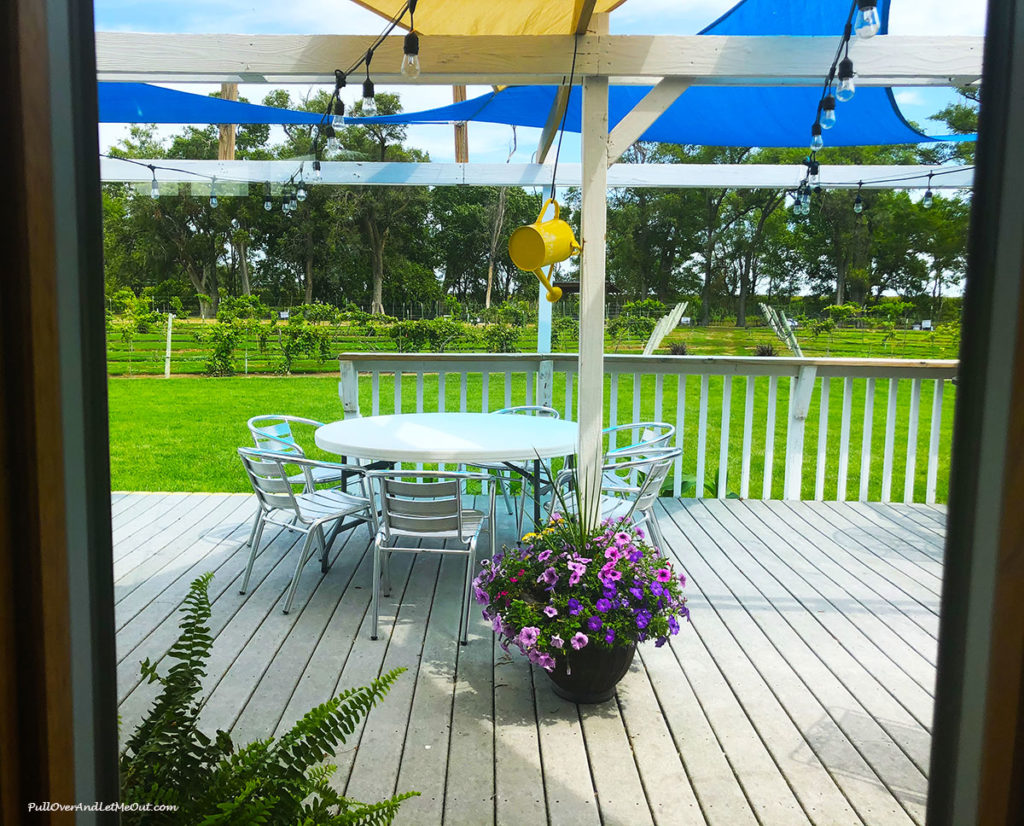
99,158,975,190
95,33,984,86
606,78,690,164
572,0,600,36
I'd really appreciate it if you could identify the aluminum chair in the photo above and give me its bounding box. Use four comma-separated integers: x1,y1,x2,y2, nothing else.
602,422,676,488
238,447,376,614
549,447,681,553
370,471,496,645
247,414,348,488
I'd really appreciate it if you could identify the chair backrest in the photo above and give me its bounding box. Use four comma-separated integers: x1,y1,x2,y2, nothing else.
238,447,301,515
247,414,323,456
375,471,489,540
602,447,681,514
604,421,675,456
494,405,560,419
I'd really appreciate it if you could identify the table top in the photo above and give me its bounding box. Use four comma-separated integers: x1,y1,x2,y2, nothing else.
315,412,579,464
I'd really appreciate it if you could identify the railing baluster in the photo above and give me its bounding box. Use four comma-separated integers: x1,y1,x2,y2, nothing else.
416,372,424,412
741,376,754,499
859,377,875,501
763,376,778,499
718,375,732,499
526,370,534,406
697,375,709,499
673,373,686,497
881,377,898,501
564,370,574,420
608,373,619,452
654,374,664,423
905,378,922,502
632,373,642,428
460,372,468,412
815,377,829,500
926,379,944,504
784,366,817,500
394,371,402,415
371,371,380,416
438,371,446,413
481,371,489,412
837,377,853,502
504,371,512,408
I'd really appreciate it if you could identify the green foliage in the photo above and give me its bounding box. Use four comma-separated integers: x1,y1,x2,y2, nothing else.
442,295,463,318
388,318,468,353
205,321,241,376
620,298,666,317
481,324,519,353
551,316,578,346
607,314,657,340
754,343,777,357
169,296,185,317
481,300,531,327
120,574,417,825
217,294,269,323
825,303,861,325
301,301,342,324
277,324,334,373
110,287,138,315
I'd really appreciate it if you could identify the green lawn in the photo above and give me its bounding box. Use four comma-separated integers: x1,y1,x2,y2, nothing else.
108,371,954,503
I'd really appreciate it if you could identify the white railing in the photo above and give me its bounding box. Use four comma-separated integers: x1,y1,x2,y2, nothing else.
338,353,958,504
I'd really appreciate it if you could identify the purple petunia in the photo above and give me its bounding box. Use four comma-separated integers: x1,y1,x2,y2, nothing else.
474,586,490,605
571,632,589,650
567,598,583,615
595,598,612,613
537,653,556,672
537,567,559,586
518,626,540,648
587,615,603,631
614,531,631,545
537,549,552,562
550,634,564,649
679,572,687,587
604,628,616,644
604,547,622,561
635,609,652,630
629,584,644,601
655,635,668,648
491,615,504,633
650,581,665,597
668,615,680,635
543,605,558,618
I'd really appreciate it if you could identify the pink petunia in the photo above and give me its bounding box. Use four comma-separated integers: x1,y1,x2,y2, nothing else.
571,632,589,650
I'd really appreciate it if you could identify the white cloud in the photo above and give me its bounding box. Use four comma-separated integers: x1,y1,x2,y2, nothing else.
894,90,923,106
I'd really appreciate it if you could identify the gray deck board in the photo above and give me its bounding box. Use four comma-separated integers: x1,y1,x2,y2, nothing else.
113,493,942,825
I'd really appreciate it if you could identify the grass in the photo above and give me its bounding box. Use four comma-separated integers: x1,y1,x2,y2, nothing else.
108,371,955,503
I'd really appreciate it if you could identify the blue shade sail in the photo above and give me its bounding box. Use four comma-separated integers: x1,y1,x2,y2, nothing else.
98,83,323,125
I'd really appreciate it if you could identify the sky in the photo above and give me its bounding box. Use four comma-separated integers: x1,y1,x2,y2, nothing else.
94,0,988,164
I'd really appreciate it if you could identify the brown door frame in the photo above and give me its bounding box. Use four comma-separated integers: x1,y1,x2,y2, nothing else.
0,0,118,822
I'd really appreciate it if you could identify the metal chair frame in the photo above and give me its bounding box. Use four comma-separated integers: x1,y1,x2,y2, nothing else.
238,447,376,614
550,447,682,552
370,470,496,645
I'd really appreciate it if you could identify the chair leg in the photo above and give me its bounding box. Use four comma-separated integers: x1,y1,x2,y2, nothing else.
646,511,667,553
460,539,478,646
240,515,266,595
371,538,382,640
245,506,262,548
496,472,514,515
283,532,315,614
382,550,392,597
316,524,330,573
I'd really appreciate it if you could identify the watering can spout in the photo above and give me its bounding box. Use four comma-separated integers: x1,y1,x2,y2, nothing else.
508,198,579,303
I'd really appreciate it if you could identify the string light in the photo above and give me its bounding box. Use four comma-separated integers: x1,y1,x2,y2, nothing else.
810,123,824,152
820,94,837,129
149,166,159,199
263,182,272,211
853,181,864,213
402,0,421,78
836,57,856,102
289,190,298,211
313,160,322,182
362,49,376,107
209,177,219,208
923,173,934,208
297,182,307,201
854,0,881,39
805,157,821,187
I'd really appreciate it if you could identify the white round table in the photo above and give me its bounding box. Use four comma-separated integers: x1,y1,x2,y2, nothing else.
314,412,578,464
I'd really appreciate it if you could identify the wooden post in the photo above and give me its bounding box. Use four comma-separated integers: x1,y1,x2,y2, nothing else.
339,360,361,418
218,82,237,160
453,85,468,163
577,71,609,526
164,313,174,378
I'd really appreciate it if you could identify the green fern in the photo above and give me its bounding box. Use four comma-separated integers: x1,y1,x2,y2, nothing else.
120,574,417,825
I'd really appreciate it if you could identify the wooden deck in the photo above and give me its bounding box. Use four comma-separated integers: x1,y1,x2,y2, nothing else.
112,492,945,826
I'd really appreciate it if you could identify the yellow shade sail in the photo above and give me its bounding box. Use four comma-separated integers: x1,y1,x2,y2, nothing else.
350,0,627,36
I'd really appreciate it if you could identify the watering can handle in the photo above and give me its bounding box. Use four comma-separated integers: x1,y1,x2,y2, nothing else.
536,198,560,224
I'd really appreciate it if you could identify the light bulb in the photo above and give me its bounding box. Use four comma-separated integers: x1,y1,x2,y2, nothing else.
810,123,824,152
297,184,307,201
313,161,322,182
923,189,934,209
289,192,298,211
855,1,881,38
209,194,218,208
332,113,344,131
362,78,375,106
854,194,863,214
836,57,856,102
820,96,837,130
401,31,421,79
209,179,218,208
264,196,272,211
150,177,159,199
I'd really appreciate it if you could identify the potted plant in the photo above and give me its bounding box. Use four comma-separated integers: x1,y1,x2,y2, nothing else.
472,507,689,704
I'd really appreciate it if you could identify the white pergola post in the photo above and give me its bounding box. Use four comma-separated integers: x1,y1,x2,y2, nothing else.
577,73,609,526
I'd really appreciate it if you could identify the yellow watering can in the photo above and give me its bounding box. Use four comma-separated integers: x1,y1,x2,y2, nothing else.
508,198,580,303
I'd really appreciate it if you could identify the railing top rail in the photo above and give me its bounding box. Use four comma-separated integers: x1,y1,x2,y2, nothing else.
338,352,959,379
